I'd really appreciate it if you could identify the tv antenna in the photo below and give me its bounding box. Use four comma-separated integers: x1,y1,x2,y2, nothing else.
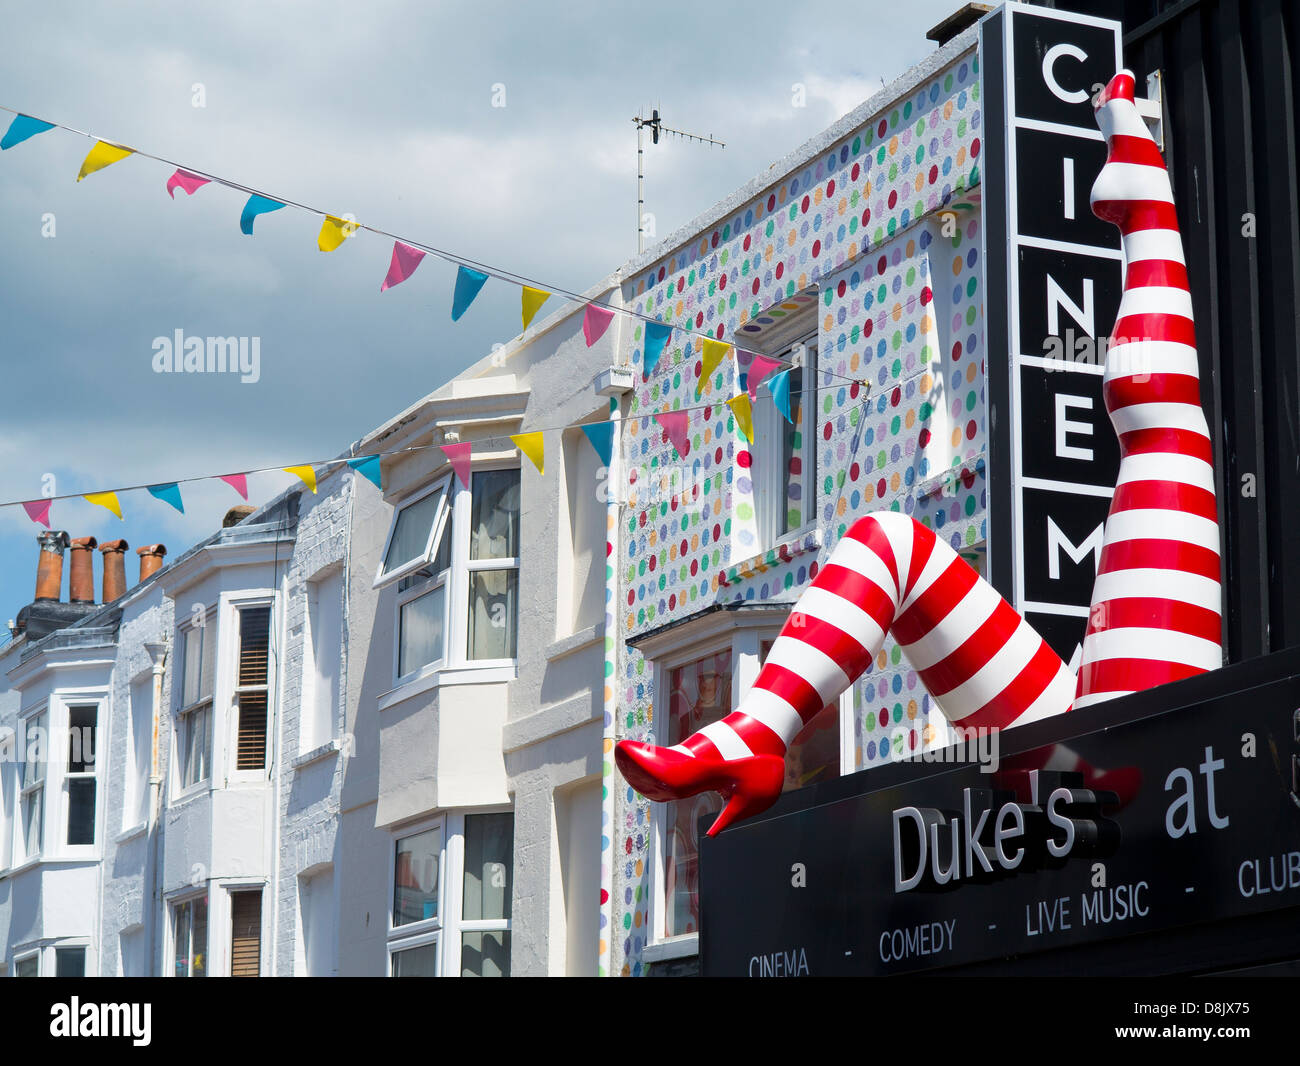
633,108,725,253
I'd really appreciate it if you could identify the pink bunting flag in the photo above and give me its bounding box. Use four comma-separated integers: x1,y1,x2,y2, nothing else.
440,442,472,488
654,411,691,460
381,241,427,292
220,474,249,500
166,168,211,199
22,499,52,528
583,303,615,347
746,353,784,401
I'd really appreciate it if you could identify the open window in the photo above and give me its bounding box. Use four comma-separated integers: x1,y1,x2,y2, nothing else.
754,332,818,548
374,478,452,589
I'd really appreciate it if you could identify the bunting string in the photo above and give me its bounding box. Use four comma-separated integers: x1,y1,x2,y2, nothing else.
0,103,872,392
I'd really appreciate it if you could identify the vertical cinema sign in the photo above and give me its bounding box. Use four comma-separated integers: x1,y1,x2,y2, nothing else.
981,2,1125,666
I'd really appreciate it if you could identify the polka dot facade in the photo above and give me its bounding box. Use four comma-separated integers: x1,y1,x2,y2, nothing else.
606,52,984,979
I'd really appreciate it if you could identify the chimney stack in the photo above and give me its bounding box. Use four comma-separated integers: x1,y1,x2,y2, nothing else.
35,530,71,601
137,543,167,584
69,536,98,605
100,539,130,603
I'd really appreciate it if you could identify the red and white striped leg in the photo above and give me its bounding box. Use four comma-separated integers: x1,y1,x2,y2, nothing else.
616,512,1076,834
1076,70,1223,708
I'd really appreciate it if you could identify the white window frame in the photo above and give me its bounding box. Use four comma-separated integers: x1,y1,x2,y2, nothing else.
387,808,514,977
16,706,46,866
386,464,521,692
168,890,209,978
61,699,102,854
754,331,819,550
643,619,848,960
12,949,39,977
374,477,453,590
173,613,215,799
227,597,275,782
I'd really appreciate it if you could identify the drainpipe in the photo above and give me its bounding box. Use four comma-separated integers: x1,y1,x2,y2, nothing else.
143,639,168,975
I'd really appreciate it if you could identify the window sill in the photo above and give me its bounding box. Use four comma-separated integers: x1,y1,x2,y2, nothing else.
115,823,148,845
0,854,101,879
378,663,517,712
292,737,345,770
719,526,823,590
545,624,603,663
168,781,212,808
642,934,699,964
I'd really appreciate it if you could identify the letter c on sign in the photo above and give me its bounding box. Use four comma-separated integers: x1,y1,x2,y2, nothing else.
1042,43,1090,104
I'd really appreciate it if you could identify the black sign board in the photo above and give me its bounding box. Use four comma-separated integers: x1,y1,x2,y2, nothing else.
981,3,1125,665
699,649,1300,976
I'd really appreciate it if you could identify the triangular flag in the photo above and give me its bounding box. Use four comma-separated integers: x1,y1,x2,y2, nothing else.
166,168,210,199
451,266,489,321
318,214,359,252
76,140,133,182
580,422,615,467
697,338,731,397
147,483,185,513
521,286,551,331
642,321,672,378
1,114,55,150
21,499,52,527
381,241,426,291
726,393,755,443
84,491,123,519
346,455,383,489
220,473,249,500
583,304,615,347
284,465,317,494
511,433,545,475
240,194,286,235
654,412,691,460
746,353,784,402
768,368,795,424
440,443,472,488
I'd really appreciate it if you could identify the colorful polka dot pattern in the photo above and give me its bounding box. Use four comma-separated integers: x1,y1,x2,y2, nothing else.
604,52,984,979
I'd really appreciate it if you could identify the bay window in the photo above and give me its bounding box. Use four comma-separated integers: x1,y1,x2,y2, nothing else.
176,618,215,790
380,466,521,687
388,811,514,976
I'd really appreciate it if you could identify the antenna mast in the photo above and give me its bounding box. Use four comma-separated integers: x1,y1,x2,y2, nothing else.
633,108,725,253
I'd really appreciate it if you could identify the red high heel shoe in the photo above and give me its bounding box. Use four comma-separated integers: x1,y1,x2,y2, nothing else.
615,741,785,836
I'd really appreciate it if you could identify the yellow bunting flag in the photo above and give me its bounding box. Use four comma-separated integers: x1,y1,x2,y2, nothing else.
77,141,133,182
697,338,731,395
283,465,318,494
318,214,359,252
510,432,545,475
726,393,755,443
521,286,551,331
84,491,123,519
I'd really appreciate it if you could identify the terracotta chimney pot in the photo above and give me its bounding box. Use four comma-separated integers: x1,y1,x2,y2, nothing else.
35,530,71,601
69,536,98,605
137,543,168,584
99,539,130,603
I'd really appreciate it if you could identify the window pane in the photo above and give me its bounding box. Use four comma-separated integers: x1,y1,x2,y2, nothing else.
392,942,437,977
430,512,451,573
781,366,808,534
67,778,96,845
394,827,440,926
469,470,520,560
182,704,211,788
55,948,86,978
182,626,202,706
462,813,513,921
384,488,443,574
663,650,732,937
67,705,96,774
174,896,207,977
22,713,45,787
22,788,42,857
238,606,271,688
398,585,445,677
235,691,268,771
230,891,262,977
15,956,38,978
467,569,518,660
461,931,510,977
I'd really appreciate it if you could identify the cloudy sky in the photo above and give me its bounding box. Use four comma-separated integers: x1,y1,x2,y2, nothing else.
0,0,961,632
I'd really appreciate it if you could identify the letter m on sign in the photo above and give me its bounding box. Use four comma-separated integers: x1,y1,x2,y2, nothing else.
1047,517,1103,579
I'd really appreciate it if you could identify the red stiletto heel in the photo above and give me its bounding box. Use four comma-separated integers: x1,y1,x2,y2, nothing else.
615,741,785,836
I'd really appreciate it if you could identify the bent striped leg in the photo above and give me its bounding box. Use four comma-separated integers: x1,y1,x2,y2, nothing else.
1077,70,1223,709
616,512,1076,833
